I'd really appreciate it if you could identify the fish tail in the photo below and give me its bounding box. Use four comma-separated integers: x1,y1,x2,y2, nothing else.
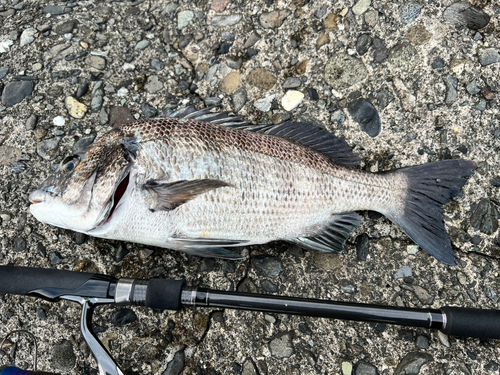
384,159,476,265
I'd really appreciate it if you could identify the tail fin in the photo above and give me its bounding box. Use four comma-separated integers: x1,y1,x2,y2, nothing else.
385,159,476,265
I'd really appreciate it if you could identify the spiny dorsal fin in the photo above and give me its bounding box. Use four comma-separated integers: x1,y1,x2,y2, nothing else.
291,212,362,253
166,105,249,127
142,178,232,211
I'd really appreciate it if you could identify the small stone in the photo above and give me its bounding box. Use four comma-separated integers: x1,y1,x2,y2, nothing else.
470,199,499,235
353,0,371,15
406,25,431,45
178,10,194,29
141,102,157,119
253,94,276,112
269,333,294,358
211,0,230,12
395,266,412,279
481,87,496,101
151,58,165,71
478,48,500,66
340,279,356,294
408,285,434,305
51,340,76,372
356,34,372,55
0,212,12,221
444,76,458,105
324,53,368,91
25,114,37,130
218,42,232,55
0,40,14,54
281,90,304,111
355,234,369,261
431,57,445,69
400,2,422,24
415,335,429,349
253,256,282,277
331,110,346,123
53,116,65,126
85,55,106,70
316,31,330,49
232,88,247,112
407,245,419,255
43,5,71,15
226,57,242,70
246,68,277,90
134,40,150,50
283,77,302,89
37,137,61,160
109,106,134,127
324,13,341,29
220,72,241,94
65,96,88,119
163,350,185,375
54,20,77,35
372,38,388,63
73,232,88,245
33,127,48,140
485,361,499,371
443,2,490,30
0,66,9,79
144,75,163,94
32,63,43,71
37,308,47,320
437,331,450,347
205,97,221,106
355,360,378,375
50,252,63,265
364,9,378,27
14,237,26,252
342,361,353,375
76,83,88,98
450,58,471,75
347,98,381,137
20,28,37,47
306,87,319,101
394,352,433,375
212,14,242,27
1,81,33,107
259,10,291,29
244,31,261,49
111,308,137,325
388,43,421,73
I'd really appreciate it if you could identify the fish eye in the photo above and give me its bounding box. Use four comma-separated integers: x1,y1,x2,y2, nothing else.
61,155,80,173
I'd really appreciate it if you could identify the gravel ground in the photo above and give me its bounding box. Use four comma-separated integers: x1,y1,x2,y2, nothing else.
1,0,499,374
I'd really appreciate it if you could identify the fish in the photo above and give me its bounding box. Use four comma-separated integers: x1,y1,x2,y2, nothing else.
29,106,476,265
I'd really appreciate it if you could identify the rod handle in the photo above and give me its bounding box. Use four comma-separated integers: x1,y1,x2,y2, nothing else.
143,279,186,311
441,306,500,339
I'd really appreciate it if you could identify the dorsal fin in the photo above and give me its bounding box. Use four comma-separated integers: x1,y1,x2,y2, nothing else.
165,105,250,127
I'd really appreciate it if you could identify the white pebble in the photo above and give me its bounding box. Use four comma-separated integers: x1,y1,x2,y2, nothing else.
254,94,276,112
281,90,304,111
53,116,65,126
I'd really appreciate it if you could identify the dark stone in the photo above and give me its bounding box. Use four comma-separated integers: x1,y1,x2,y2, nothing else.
356,34,372,56
76,83,88,98
399,329,413,342
491,177,500,187
163,350,185,375
205,97,221,106
306,87,319,101
43,5,72,15
37,308,47,320
261,279,278,293
470,199,499,235
457,144,468,155
0,66,9,79
73,134,96,154
14,237,26,252
178,34,193,49
374,323,386,332
141,102,157,118
485,361,499,371
54,20,77,34
444,76,458,105
232,363,243,374
431,57,444,69
50,252,63,265
51,340,76,372
372,38,388,63
376,90,394,109
283,77,302,89
115,243,129,262
347,99,381,137
218,42,232,55
340,279,356,294
471,235,482,245
247,48,259,57
443,2,490,30
355,360,378,375
394,352,433,375
199,258,216,272
111,308,138,325
253,256,283,277
73,232,88,245
151,58,165,71
37,242,47,257
109,106,134,127
1,80,33,106
298,323,312,335
356,234,370,261
66,52,88,62
415,335,429,349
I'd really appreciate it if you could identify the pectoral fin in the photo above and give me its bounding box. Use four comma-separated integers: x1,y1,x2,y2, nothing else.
143,179,232,211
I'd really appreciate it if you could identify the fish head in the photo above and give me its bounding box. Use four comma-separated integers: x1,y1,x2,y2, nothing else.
29,131,133,232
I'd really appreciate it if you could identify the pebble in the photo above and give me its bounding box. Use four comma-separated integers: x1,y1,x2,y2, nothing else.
485,361,499,371
226,57,242,70
372,38,388,63
355,361,378,375
73,232,88,245
355,234,369,261
34,127,48,139
474,99,487,111
262,280,278,293
14,237,26,252
406,25,431,45
53,116,65,126
151,58,165,71
283,77,302,89
470,199,499,235
111,308,137,325
443,76,457,105
43,5,71,15
0,66,8,79
76,83,88,98
141,102,157,118
244,31,261,49
437,331,450,347
205,97,221,106
347,98,381,137
407,245,419,255
50,252,63,265
164,350,185,375
395,266,412,279
340,279,356,294
364,9,378,27
306,87,319,101
178,11,194,29
51,340,76,372
324,53,368,90
431,58,445,69
212,0,230,12
281,90,304,111
400,2,422,24
36,137,61,160
0,40,14,54
20,28,37,47
253,256,282,277
259,10,291,29
91,82,104,112
232,88,247,112
352,0,371,15
25,114,37,130
443,2,490,30
144,75,163,94
32,62,43,71
356,34,372,56
388,43,421,73
54,20,77,35
0,212,12,221
342,361,352,375
316,32,329,49
218,42,232,55
394,78,416,111
478,48,500,66
246,68,277,90
220,72,241,94
212,14,242,27
1,81,33,107
253,94,276,112
109,106,134,127
85,55,106,70
394,352,432,375
324,13,341,30
331,109,346,123
65,96,88,118
269,333,294,358
134,40,150,50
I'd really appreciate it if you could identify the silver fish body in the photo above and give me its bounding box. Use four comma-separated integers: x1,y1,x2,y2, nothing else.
30,107,476,264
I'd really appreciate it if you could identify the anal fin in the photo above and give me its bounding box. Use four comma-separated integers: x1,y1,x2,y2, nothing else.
291,212,362,253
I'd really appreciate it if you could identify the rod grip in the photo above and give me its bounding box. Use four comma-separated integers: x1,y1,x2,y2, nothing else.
0,266,96,296
441,306,500,339
144,279,186,311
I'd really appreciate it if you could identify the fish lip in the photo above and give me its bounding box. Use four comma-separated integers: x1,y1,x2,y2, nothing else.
29,189,47,204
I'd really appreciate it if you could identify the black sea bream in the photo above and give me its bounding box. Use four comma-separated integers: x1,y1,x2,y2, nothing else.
29,107,476,264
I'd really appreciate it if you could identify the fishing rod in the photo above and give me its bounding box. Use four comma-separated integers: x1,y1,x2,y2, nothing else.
1,266,500,375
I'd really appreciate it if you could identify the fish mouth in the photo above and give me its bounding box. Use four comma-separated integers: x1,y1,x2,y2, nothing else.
29,189,46,204
104,171,131,224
